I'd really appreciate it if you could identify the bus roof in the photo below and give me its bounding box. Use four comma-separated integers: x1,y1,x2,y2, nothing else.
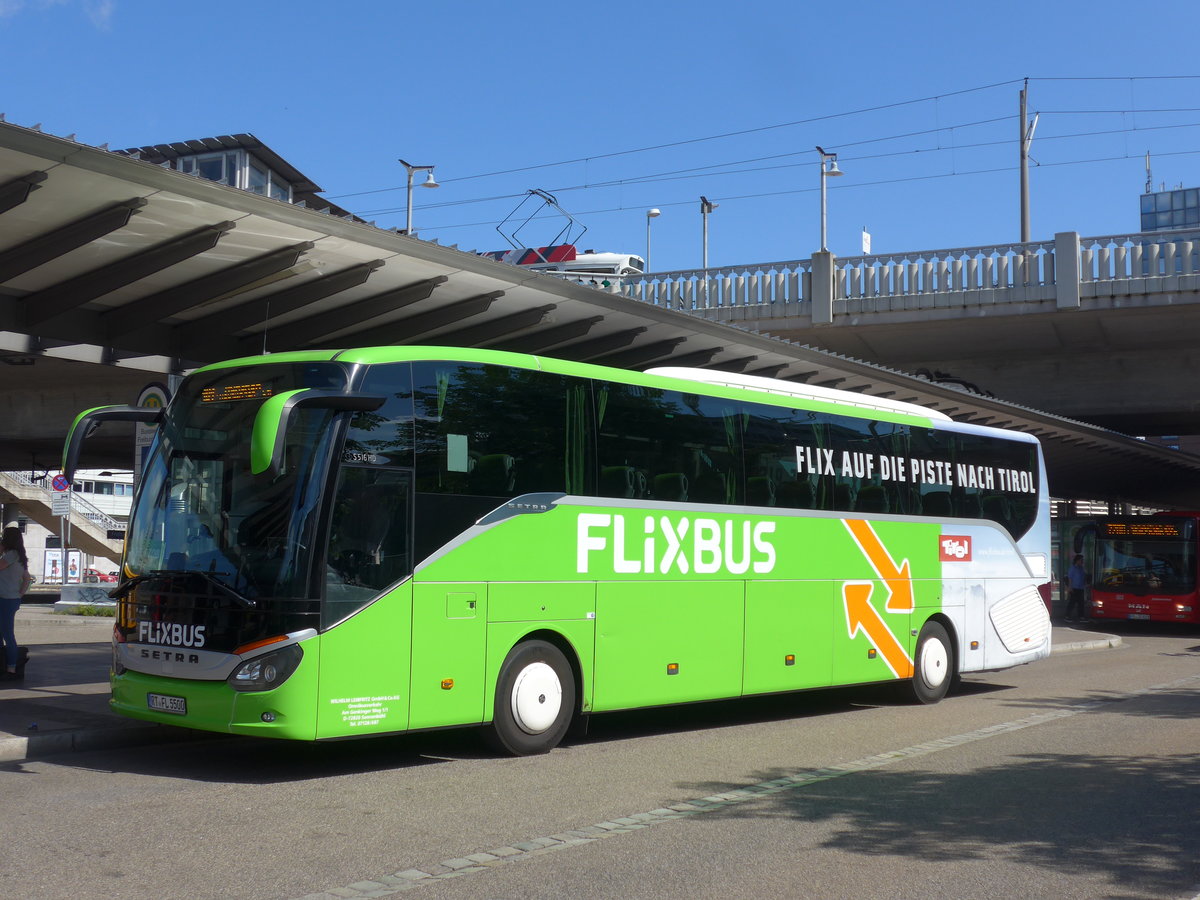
194,345,963,428
647,367,952,421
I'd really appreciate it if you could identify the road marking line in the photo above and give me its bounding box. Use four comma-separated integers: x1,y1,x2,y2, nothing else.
295,672,1200,899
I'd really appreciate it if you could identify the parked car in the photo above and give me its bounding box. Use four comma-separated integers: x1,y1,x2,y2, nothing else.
82,567,119,583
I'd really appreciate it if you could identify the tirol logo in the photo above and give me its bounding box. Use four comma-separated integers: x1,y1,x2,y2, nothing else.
576,513,777,575
137,621,207,648
939,535,972,562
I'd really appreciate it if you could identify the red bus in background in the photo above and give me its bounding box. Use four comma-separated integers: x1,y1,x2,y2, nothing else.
1090,513,1200,624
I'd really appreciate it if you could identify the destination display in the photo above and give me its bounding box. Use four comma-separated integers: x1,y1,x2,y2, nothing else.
1098,520,1185,539
201,382,273,403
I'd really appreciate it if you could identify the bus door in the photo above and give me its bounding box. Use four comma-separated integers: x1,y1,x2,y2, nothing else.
316,465,416,738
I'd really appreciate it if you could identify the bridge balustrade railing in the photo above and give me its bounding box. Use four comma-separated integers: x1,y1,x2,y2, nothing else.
621,230,1200,315
623,259,812,310
1078,230,1200,282
834,241,1055,301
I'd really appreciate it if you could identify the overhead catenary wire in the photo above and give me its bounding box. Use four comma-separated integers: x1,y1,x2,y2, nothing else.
327,79,1025,201
356,119,1200,220
328,75,1200,204
410,146,1200,235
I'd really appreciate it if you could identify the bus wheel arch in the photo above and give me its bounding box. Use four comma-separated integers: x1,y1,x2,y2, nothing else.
908,617,957,705
485,634,579,756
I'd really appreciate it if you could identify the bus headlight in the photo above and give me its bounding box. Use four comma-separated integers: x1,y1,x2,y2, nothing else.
228,644,302,692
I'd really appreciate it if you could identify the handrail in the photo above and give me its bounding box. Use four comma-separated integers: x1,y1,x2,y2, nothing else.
0,470,123,532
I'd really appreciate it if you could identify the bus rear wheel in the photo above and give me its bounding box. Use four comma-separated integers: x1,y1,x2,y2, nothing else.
485,640,576,756
909,621,954,705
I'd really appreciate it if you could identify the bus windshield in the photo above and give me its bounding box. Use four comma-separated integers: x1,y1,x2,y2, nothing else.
1096,537,1197,595
125,362,349,601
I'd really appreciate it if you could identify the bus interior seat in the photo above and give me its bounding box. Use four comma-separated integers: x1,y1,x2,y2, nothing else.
653,473,688,502
856,485,889,513
691,471,727,504
775,479,813,509
833,483,855,512
470,454,516,495
601,465,637,498
921,490,953,517
747,475,776,506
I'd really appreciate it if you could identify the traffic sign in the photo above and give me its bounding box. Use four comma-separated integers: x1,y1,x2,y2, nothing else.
51,474,70,492
51,492,70,517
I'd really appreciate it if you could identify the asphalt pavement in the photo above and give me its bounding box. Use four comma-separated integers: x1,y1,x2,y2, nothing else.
0,598,1124,764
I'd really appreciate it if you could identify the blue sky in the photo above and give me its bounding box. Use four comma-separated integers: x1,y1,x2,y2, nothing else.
3,0,1200,272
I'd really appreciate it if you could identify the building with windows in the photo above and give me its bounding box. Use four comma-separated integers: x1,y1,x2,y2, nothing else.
115,134,359,219
1140,185,1200,232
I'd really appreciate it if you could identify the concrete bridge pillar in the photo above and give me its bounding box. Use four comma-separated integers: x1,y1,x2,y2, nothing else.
812,250,835,325
1055,231,1081,309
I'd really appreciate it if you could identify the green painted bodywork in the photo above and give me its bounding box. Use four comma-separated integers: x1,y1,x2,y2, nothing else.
104,346,1010,742
112,500,945,739
249,389,306,475
61,404,122,471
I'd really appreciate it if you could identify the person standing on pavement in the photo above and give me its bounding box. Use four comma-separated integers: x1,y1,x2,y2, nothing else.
0,525,29,677
1065,553,1089,623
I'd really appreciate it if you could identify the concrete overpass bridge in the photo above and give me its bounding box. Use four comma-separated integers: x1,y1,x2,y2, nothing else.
623,231,1200,435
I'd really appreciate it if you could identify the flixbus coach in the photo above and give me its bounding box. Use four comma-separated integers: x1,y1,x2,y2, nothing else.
63,347,1051,755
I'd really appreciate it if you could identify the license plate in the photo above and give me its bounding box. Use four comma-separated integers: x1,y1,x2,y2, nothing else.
147,693,187,715
1128,613,1151,620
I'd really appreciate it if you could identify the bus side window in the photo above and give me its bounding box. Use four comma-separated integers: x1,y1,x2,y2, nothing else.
325,466,412,627
595,384,742,506
412,362,577,499
742,406,820,511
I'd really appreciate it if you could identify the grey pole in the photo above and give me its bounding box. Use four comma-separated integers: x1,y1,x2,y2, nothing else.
404,167,415,235
816,147,842,252
645,208,660,273
1019,84,1030,243
398,159,438,236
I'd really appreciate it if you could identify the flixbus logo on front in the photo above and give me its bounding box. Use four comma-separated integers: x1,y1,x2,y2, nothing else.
576,513,777,575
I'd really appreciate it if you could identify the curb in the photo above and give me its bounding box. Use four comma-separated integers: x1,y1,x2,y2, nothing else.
1053,633,1123,653
14,615,114,627
0,721,208,763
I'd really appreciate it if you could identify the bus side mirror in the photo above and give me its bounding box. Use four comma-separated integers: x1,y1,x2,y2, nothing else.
62,405,164,483
251,390,386,476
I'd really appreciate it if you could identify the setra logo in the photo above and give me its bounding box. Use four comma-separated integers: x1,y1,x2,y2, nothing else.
939,535,972,562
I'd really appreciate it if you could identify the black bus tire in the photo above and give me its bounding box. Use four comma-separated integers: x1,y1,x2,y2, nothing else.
909,620,954,705
484,640,576,756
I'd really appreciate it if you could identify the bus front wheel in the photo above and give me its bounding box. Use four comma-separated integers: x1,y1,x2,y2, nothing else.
485,640,576,756
909,621,954,705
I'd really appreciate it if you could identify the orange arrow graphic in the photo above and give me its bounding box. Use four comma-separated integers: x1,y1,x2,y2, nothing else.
843,518,914,612
843,582,914,678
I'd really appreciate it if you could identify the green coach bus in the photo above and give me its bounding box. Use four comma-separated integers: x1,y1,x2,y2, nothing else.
63,347,1052,754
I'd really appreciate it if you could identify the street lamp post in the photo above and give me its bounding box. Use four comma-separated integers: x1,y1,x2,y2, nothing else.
700,196,718,269
398,158,439,236
816,146,843,252
645,208,660,273
700,196,718,304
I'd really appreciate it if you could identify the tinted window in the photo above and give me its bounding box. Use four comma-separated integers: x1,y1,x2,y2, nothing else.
343,363,414,467
412,362,586,497
596,384,742,504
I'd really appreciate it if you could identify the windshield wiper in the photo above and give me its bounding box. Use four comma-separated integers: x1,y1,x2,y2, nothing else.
110,568,257,608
